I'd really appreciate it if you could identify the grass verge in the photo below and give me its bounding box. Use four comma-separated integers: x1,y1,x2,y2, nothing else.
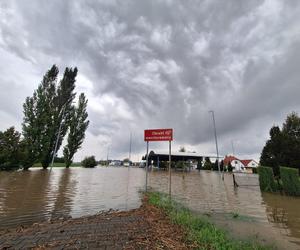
147,192,274,250
32,162,82,168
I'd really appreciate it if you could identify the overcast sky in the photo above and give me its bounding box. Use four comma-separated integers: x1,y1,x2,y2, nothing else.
1,0,300,162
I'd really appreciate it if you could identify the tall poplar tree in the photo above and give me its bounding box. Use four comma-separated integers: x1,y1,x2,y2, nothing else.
39,67,77,168
22,65,59,169
63,93,89,168
22,65,78,169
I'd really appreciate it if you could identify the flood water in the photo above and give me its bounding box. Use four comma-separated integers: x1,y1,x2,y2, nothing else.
0,167,299,247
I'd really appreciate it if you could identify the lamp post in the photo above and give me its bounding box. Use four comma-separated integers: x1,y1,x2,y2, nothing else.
50,104,67,172
129,132,132,166
209,110,222,178
50,101,75,172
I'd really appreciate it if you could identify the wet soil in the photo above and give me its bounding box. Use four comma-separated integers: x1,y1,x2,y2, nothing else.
0,196,193,249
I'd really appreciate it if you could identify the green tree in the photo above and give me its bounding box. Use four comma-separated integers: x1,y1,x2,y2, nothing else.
22,65,78,169
213,160,219,171
197,157,203,170
260,126,284,176
281,112,300,171
179,146,186,152
260,112,300,176
203,157,212,170
227,161,233,172
220,160,224,172
40,67,77,169
82,156,97,168
0,127,22,171
63,93,89,168
22,65,59,169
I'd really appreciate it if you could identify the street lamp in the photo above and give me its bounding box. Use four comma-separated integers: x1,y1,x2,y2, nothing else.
209,110,222,178
50,101,74,172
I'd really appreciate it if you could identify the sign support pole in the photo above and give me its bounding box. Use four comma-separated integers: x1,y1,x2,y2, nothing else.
145,141,149,192
168,140,171,197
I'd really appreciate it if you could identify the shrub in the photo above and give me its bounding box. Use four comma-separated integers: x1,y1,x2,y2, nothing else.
0,127,23,171
252,167,258,174
227,162,233,172
203,162,212,170
258,166,277,192
280,167,300,196
159,161,168,169
81,156,97,168
176,161,186,169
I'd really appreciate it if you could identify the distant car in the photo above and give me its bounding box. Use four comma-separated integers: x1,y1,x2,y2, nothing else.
109,160,122,166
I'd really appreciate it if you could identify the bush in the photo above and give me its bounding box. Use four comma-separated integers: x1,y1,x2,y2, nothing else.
258,166,277,192
0,127,23,171
227,162,233,172
252,167,258,174
159,161,168,169
280,167,300,196
81,156,97,168
176,161,186,169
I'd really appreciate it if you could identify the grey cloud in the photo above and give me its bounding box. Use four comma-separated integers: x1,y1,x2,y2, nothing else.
1,0,300,161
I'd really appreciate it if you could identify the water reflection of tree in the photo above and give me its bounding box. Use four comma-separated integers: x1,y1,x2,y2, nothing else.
262,192,300,239
0,170,52,228
51,168,77,220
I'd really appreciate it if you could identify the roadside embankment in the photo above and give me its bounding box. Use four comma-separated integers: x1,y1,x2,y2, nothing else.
0,192,274,249
0,194,191,249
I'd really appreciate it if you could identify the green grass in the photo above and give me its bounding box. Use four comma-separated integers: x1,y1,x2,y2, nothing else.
32,162,82,168
147,192,274,250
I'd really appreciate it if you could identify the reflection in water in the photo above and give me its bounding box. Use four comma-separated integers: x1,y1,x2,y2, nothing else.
0,167,145,229
262,192,300,241
148,170,300,246
0,170,55,227
51,169,77,220
149,170,267,219
0,168,300,246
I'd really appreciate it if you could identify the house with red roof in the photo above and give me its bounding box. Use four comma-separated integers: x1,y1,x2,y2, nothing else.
223,155,258,173
240,159,259,173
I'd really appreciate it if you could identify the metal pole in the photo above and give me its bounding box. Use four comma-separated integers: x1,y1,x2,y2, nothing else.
50,105,66,172
129,132,132,165
145,141,149,192
168,140,172,197
209,111,221,177
106,147,110,166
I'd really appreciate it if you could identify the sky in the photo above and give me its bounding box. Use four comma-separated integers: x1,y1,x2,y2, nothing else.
0,0,300,162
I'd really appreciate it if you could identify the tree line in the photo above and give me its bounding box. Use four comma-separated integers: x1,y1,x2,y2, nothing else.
0,65,89,171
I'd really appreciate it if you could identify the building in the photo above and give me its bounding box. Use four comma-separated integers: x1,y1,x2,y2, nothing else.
223,155,258,173
147,151,213,168
240,159,259,173
223,155,245,172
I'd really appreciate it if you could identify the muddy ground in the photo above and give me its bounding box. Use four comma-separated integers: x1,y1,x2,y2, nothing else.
0,196,194,249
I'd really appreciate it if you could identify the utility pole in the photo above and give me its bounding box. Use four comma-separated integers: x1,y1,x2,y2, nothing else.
106,146,110,166
209,110,222,178
50,104,67,172
231,140,235,156
129,132,132,164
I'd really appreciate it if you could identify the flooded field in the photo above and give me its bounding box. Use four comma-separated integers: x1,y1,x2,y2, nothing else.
0,167,299,247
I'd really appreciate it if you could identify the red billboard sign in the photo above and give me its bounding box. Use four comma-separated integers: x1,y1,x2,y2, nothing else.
144,128,173,141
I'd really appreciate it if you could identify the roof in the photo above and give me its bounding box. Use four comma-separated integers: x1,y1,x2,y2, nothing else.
149,151,221,159
223,155,239,165
240,160,252,166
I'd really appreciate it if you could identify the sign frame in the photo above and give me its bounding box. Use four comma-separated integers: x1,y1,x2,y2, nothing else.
144,128,173,142
144,128,173,196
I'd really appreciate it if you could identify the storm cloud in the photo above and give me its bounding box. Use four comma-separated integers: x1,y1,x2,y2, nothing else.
0,0,299,161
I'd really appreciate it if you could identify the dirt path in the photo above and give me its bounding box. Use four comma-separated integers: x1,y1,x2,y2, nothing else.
0,197,193,249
